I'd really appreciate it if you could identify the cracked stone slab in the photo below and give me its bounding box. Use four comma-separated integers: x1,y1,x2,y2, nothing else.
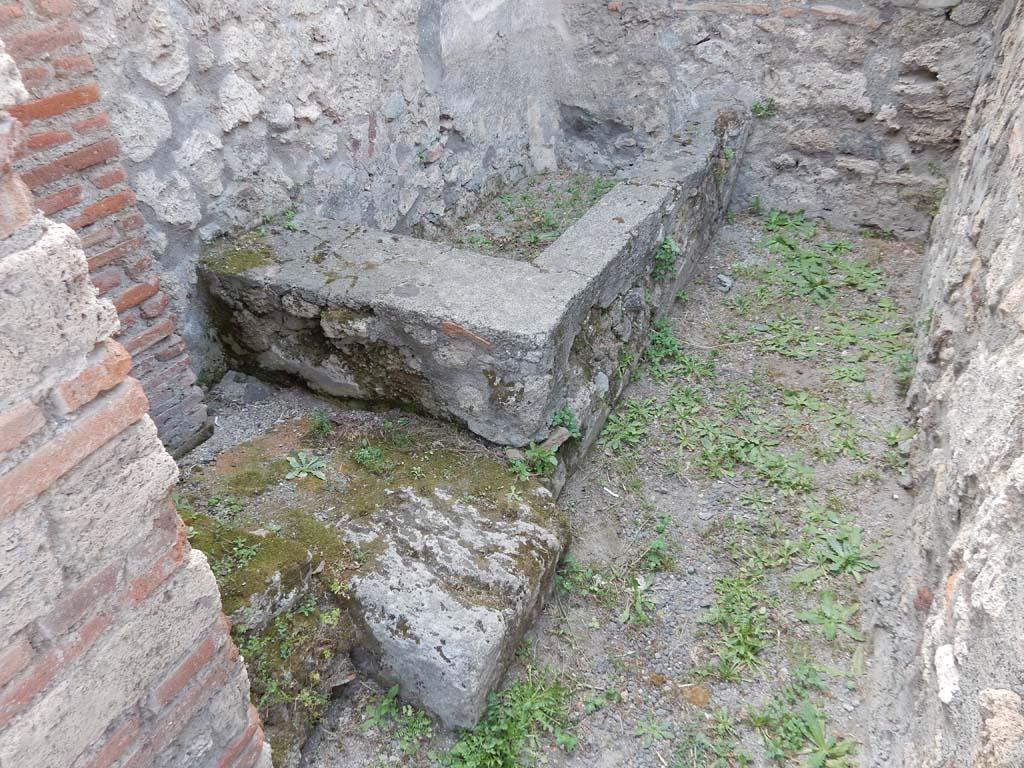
349,485,567,728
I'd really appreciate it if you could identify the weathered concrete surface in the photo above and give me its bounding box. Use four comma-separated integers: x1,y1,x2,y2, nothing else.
349,484,565,728
176,410,568,754
883,1,1024,765
200,117,746,448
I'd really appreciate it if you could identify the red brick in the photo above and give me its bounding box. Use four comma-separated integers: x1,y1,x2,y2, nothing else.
155,338,187,362
79,224,114,249
118,310,139,333
123,516,189,606
125,254,152,280
36,183,81,215
8,84,99,124
5,21,81,61
53,53,93,74
91,268,122,295
140,291,170,319
22,128,71,154
21,137,120,190
81,713,142,768
0,379,149,520
121,657,234,768
113,277,160,313
0,400,45,452
70,189,135,230
233,729,267,768
121,315,176,356
0,5,24,25
0,612,111,728
121,211,145,230
0,638,33,690
19,65,49,90
216,710,260,768
37,560,121,640
53,339,133,413
153,618,229,709
87,236,144,271
73,112,110,136
809,4,882,29
153,390,202,425
93,165,126,189
34,0,74,17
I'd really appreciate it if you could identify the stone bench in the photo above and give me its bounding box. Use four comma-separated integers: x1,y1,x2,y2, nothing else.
200,115,748,450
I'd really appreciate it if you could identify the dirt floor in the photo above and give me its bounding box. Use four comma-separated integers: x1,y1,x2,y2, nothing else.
426,168,618,261
185,210,925,768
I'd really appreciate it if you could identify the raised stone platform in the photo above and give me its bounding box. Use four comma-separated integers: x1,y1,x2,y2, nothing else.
200,115,748,449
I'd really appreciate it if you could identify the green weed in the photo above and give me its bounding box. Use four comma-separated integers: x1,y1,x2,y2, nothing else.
309,408,332,438
701,572,775,679
550,406,582,440
652,236,682,281
435,667,575,767
601,398,661,453
351,440,395,475
620,574,657,626
797,590,866,642
634,715,673,748
286,451,327,481
751,99,778,119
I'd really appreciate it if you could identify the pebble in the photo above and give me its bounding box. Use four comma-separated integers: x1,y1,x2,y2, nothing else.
715,273,734,292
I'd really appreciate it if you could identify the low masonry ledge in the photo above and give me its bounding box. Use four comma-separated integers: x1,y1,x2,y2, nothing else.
200,115,749,448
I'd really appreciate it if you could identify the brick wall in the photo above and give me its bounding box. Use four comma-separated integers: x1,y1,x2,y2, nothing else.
0,40,270,768
0,0,209,456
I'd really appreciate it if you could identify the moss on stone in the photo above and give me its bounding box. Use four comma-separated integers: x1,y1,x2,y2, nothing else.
183,508,350,617
202,231,276,274
175,412,565,756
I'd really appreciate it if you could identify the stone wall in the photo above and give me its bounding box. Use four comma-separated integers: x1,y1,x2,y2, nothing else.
71,0,1004,378
556,0,1003,240
0,0,209,455
74,0,571,371
900,0,1024,764
0,41,271,768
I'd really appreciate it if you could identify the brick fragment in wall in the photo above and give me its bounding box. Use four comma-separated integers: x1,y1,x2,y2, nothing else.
0,378,149,520
0,220,117,401
0,400,45,452
52,338,132,413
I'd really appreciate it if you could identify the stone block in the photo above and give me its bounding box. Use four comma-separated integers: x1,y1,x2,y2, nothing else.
0,502,63,647
351,485,567,728
200,115,748,448
33,419,178,580
0,221,117,402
